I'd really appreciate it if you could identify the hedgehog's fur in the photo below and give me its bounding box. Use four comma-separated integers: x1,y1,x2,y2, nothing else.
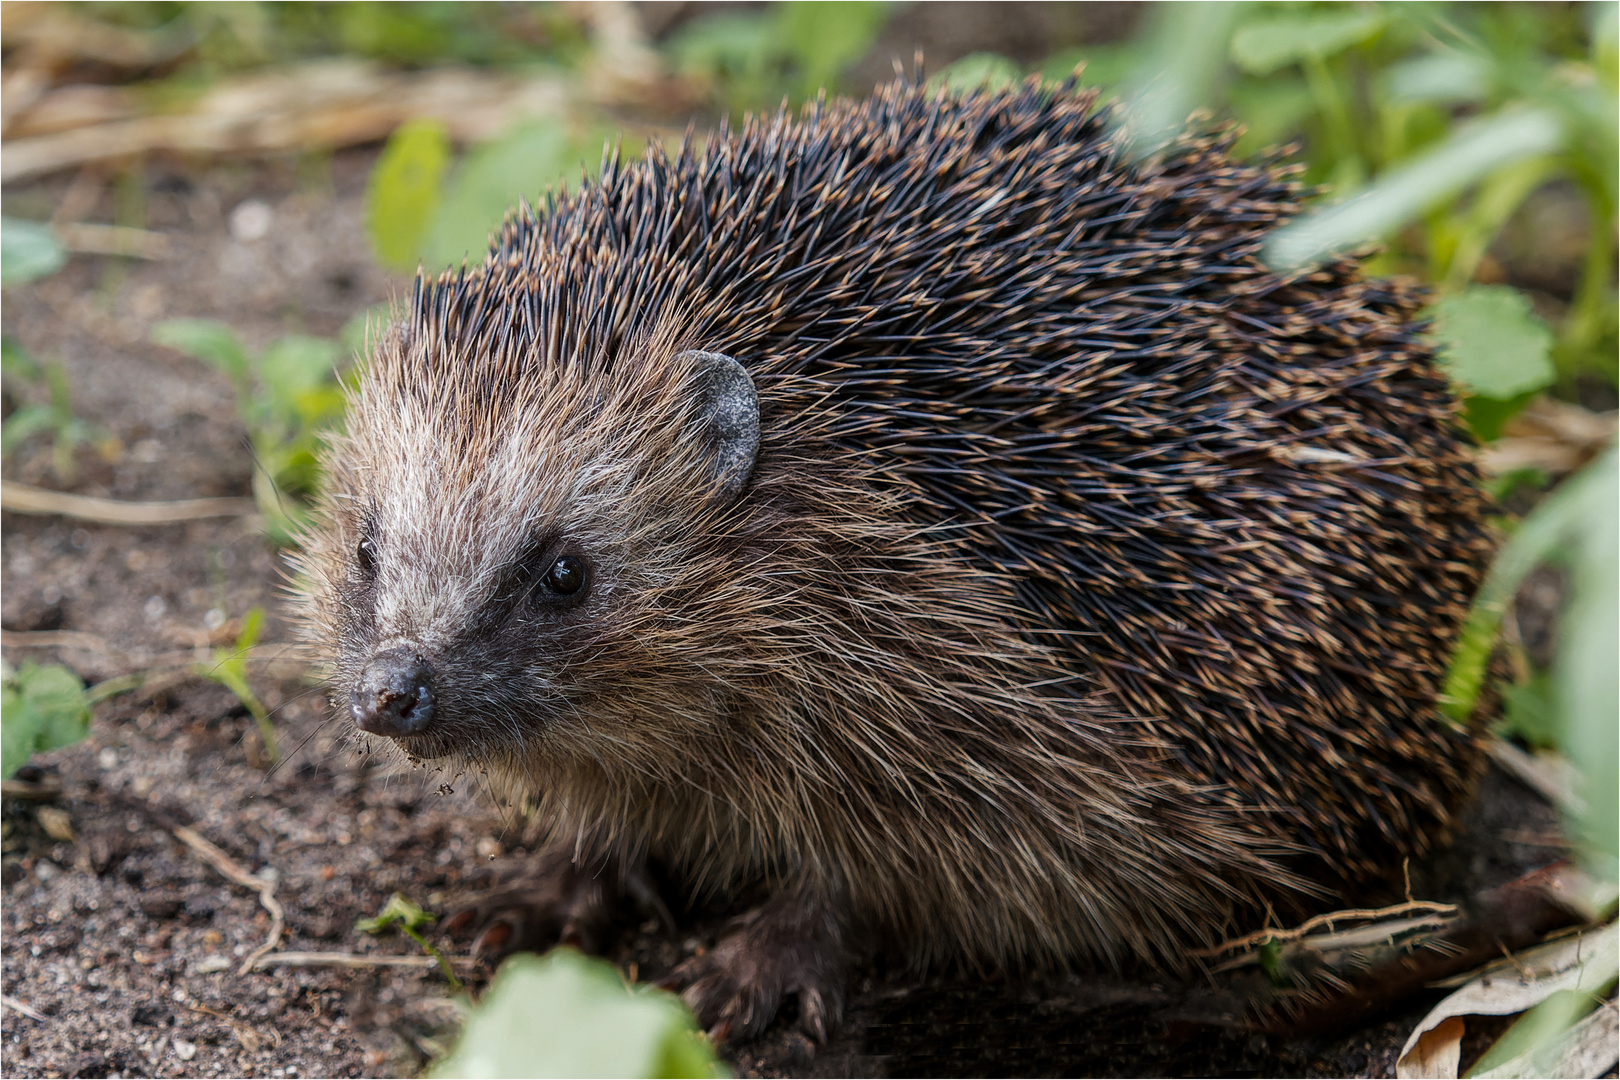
295,77,1491,1035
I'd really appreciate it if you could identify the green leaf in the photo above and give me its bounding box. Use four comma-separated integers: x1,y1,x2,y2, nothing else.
357,891,435,935
151,318,250,384
1230,10,1387,76
425,122,605,271
1384,51,1491,105
2,662,91,779
1,404,57,456
366,119,453,272
776,1,890,95
1498,674,1559,749
1463,391,1540,444
236,606,265,652
1430,287,1557,401
933,53,1025,95
2,337,42,382
430,950,727,1079
1555,445,1618,880
1227,75,1318,157
292,385,348,428
259,335,342,403
666,12,774,81
1264,107,1566,271
1116,2,1243,160
1442,444,1619,879
1037,45,1142,89
1,682,33,781
195,606,276,761
1469,989,1608,1077
2,218,68,286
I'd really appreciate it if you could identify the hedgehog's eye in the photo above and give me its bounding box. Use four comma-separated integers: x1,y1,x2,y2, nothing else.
544,556,585,596
356,536,379,577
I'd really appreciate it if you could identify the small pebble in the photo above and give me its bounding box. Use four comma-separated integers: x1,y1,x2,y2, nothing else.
37,807,74,842
229,199,273,242
173,1038,198,1061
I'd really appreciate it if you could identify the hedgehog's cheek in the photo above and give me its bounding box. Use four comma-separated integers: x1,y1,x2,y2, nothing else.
350,646,439,738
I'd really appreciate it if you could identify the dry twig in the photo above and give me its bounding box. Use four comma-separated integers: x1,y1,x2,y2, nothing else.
171,825,284,975
54,221,174,259
1194,899,1462,961
1,480,258,524
189,1003,282,1051
1,995,48,1022
1,59,571,182
249,951,476,972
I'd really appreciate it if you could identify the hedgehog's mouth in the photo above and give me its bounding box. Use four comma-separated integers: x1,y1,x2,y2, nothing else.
365,727,457,764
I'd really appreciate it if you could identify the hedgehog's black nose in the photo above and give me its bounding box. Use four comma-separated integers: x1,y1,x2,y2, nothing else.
351,648,437,737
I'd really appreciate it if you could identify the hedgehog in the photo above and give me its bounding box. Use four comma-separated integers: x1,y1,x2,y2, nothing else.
294,77,1492,1041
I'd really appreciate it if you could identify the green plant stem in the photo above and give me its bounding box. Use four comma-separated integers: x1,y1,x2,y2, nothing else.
1558,218,1620,384
1442,446,1616,722
1442,157,1558,290
1303,52,1362,190
401,924,462,991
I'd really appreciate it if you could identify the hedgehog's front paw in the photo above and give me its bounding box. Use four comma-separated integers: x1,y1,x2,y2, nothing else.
443,845,665,960
663,889,849,1043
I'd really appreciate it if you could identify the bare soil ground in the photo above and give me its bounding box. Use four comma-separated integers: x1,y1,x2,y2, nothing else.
1,149,1572,1079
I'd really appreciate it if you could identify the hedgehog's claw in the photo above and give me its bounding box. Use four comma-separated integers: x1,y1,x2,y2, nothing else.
666,889,849,1043
444,845,625,961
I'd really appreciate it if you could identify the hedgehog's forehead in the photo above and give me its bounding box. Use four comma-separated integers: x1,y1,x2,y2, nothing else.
364,401,607,560
353,358,687,579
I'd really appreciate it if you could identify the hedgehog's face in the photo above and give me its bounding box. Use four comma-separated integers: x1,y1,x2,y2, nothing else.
300,335,762,773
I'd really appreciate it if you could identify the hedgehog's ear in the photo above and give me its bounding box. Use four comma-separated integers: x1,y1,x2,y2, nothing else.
678,349,759,503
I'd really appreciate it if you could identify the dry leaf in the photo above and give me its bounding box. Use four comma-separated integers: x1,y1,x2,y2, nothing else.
1398,1014,1466,1079
1396,923,1619,1078
1473,998,1619,1079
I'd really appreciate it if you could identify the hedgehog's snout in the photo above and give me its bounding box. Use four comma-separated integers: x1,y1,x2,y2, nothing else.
351,647,438,738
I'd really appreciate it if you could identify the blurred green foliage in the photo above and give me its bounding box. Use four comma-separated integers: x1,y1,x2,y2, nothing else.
1,218,67,286
668,1,890,109
366,118,452,271
367,118,621,273
1430,286,1557,440
1443,444,1617,880
192,605,279,764
431,949,726,1079
149,319,349,543
1,660,92,780
82,1,588,72
1,338,110,482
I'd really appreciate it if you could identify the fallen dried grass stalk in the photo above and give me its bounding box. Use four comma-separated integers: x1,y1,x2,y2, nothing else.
54,221,173,259
171,825,285,975
2,59,570,182
1,995,49,1022
1195,899,1463,964
1,479,258,524
250,951,476,972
